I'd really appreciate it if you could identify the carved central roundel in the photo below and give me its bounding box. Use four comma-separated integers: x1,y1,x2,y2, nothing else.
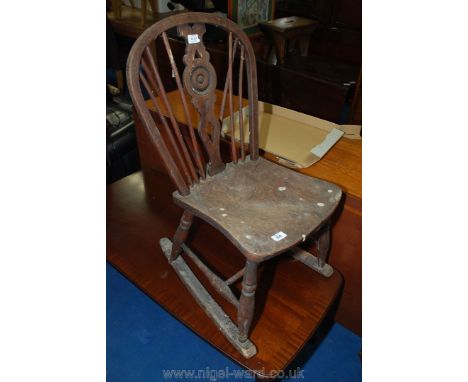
183,60,217,97
191,66,210,92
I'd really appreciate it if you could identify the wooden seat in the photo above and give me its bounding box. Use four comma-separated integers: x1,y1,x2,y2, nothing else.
126,12,342,359
174,156,341,260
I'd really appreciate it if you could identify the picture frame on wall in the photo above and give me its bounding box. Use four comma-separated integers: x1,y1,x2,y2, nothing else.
228,0,275,35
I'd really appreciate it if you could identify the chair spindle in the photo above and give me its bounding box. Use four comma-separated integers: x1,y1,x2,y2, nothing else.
161,31,207,180
139,71,193,186
227,32,237,163
238,43,245,161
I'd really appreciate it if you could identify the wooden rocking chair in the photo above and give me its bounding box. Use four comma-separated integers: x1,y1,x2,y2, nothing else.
126,12,342,359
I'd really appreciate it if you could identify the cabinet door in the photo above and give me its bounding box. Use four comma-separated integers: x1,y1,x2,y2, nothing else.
331,0,362,29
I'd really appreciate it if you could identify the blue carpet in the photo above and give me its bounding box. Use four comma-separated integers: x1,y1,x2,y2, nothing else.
107,263,361,381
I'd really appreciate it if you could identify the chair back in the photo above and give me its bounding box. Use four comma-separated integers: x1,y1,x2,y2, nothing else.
127,12,259,195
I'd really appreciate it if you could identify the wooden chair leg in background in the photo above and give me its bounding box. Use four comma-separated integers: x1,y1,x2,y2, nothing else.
238,260,258,343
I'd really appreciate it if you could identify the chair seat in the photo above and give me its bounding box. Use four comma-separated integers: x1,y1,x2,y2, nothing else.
173,157,342,261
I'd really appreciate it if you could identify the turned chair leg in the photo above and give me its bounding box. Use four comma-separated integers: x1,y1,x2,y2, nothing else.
169,211,193,262
238,260,258,343
316,222,331,269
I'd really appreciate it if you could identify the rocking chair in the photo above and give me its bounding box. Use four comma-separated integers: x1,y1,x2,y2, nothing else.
126,12,342,359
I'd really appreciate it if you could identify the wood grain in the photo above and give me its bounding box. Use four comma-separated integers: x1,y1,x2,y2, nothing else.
147,89,361,200
174,156,342,261
107,170,343,378
267,138,362,200
136,90,362,335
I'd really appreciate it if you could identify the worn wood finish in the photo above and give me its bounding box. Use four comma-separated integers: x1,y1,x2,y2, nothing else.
107,170,343,378
169,210,193,261
316,223,331,268
127,12,259,195
142,89,360,198
238,260,258,343
173,157,342,261
181,243,240,308
135,89,362,335
290,246,334,277
127,12,343,357
160,238,257,358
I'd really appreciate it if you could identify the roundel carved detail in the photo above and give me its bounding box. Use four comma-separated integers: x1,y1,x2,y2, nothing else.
183,60,216,96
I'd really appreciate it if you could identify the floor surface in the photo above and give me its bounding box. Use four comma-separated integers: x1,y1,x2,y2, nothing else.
107,263,361,381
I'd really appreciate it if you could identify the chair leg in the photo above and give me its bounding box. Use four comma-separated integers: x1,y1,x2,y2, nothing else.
159,238,257,358
169,211,193,262
290,221,334,277
316,222,331,268
237,260,258,343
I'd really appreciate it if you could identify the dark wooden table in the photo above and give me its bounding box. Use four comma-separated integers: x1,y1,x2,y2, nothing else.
107,169,343,379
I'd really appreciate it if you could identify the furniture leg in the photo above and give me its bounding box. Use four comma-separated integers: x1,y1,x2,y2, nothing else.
316,222,331,268
115,69,124,92
112,0,122,19
238,260,258,342
160,237,257,358
262,39,272,61
169,211,193,261
149,0,157,17
288,38,297,53
298,34,311,56
141,0,147,27
272,34,287,64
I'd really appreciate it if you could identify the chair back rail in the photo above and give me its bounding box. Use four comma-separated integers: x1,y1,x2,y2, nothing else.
127,13,259,196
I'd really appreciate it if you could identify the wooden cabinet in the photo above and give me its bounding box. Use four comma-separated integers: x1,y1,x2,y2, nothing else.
276,0,362,64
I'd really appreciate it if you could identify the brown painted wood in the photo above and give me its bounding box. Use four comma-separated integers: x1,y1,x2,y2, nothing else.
174,157,342,261
169,210,193,261
127,14,343,357
127,13,260,195
267,144,362,335
134,88,361,335
107,169,343,378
